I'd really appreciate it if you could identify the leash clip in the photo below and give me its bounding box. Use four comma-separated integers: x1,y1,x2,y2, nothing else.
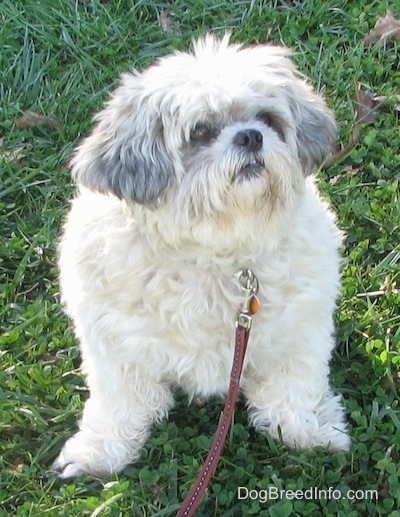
235,269,260,329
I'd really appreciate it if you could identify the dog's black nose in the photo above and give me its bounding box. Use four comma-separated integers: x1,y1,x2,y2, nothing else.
234,129,263,151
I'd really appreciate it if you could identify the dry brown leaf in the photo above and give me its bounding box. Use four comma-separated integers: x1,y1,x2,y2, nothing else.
0,146,25,162
160,8,180,34
355,84,378,124
328,165,361,185
323,83,377,169
364,10,400,46
0,137,26,162
373,94,400,111
16,110,59,131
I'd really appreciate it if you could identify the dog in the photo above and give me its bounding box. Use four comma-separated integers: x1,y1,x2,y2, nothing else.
53,34,350,478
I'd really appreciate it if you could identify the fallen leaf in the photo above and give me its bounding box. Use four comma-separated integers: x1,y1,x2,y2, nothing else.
148,483,164,495
16,110,59,131
355,83,378,124
0,146,25,162
364,10,400,46
373,94,400,111
380,276,398,294
328,166,361,185
0,137,25,162
323,83,377,169
160,8,180,34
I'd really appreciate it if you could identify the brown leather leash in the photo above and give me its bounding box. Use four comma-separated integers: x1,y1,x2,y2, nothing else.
176,269,259,517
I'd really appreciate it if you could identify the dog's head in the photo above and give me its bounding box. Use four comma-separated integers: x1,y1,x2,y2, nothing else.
71,34,336,243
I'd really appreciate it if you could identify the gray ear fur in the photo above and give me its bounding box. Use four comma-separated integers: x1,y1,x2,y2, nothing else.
296,98,337,174
70,89,173,205
288,81,337,175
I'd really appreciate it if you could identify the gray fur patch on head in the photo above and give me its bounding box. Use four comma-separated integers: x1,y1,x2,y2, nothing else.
70,81,173,206
73,131,172,205
290,90,337,174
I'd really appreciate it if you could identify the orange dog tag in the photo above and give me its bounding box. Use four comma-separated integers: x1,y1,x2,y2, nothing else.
250,295,260,315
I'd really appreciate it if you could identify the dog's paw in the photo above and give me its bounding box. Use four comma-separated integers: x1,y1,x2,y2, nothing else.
52,450,85,479
317,422,351,452
52,432,111,478
52,430,139,478
250,397,351,453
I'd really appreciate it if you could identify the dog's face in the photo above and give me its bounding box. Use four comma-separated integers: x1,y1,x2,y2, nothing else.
71,35,336,245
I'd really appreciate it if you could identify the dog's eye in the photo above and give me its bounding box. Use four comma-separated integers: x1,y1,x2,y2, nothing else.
257,112,285,141
190,123,214,142
257,112,274,127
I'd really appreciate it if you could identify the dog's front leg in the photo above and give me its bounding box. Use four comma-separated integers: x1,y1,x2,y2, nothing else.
53,366,174,478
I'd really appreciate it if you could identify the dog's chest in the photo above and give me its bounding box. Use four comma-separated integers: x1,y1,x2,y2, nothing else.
126,267,243,395
141,266,240,337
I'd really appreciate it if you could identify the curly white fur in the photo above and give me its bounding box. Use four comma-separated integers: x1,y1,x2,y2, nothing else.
54,34,350,478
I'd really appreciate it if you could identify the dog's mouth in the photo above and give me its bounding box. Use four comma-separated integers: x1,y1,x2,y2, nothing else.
235,157,265,182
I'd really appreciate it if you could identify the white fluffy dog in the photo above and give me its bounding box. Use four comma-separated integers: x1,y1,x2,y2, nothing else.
54,34,350,478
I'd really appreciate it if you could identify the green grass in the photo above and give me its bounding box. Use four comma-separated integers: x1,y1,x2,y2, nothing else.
1,0,399,515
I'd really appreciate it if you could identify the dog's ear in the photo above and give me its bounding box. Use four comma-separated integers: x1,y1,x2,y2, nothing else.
252,44,337,175
70,76,173,205
291,88,337,175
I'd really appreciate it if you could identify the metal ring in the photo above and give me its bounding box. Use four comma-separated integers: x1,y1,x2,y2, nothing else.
235,269,259,295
